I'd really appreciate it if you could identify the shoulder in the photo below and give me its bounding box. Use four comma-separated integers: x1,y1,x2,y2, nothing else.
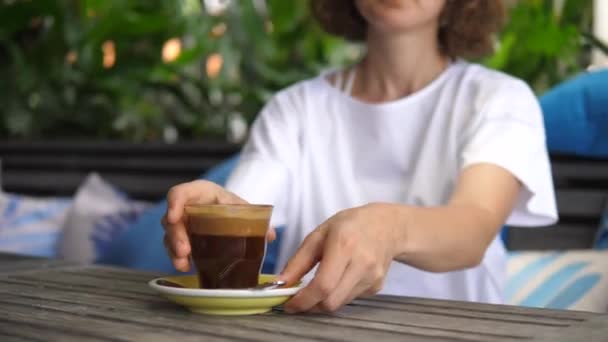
253,74,332,132
266,74,331,110
256,73,337,130
450,61,542,126
454,61,537,104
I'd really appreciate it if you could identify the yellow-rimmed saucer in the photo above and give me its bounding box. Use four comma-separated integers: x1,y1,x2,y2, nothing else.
148,274,302,316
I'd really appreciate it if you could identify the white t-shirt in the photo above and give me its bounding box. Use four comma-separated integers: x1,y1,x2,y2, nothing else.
225,60,558,304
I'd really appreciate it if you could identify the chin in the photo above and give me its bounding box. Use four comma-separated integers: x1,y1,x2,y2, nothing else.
356,0,444,32
370,17,418,34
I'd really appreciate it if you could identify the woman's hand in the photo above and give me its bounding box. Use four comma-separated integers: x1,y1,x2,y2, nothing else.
278,164,521,313
279,203,402,313
161,180,276,272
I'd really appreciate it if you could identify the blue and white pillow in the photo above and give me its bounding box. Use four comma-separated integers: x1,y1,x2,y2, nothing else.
507,250,608,313
0,193,72,257
57,173,150,263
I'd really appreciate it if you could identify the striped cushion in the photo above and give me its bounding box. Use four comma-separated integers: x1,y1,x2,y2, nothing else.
507,250,608,312
0,193,72,257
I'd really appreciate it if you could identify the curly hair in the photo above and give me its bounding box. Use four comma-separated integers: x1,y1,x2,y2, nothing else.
310,0,505,59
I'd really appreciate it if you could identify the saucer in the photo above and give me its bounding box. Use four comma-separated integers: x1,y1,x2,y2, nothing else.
148,274,303,316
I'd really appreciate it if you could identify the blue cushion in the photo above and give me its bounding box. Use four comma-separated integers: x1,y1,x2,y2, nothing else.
99,155,284,275
540,69,608,157
98,198,175,272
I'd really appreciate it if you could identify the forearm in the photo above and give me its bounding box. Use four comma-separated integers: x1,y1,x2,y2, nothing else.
384,204,503,272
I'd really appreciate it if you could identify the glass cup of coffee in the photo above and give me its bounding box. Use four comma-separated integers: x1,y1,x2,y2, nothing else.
184,204,273,289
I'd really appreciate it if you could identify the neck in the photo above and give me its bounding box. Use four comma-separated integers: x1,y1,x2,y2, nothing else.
353,25,449,103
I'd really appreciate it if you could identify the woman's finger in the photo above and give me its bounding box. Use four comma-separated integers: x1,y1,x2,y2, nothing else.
284,226,352,313
319,262,369,312
167,181,247,224
302,304,326,314
163,181,248,272
216,189,249,206
162,210,192,272
166,181,210,224
278,224,327,288
267,226,277,242
164,218,190,255
166,232,191,272
163,233,191,272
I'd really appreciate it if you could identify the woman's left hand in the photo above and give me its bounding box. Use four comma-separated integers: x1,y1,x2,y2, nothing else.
278,203,401,313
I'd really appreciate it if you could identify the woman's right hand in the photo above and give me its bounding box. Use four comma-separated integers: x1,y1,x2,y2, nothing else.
161,180,252,272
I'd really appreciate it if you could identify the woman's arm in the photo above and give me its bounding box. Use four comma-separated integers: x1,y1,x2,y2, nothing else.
279,163,520,313
393,162,520,272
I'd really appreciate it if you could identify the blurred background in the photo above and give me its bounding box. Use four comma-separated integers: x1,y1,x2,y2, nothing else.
0,0,606,143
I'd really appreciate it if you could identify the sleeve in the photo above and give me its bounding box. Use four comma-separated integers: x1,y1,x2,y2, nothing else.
224,91,300,227
459,80,558,227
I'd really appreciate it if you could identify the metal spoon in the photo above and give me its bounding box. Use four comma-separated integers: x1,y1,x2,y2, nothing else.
156,279,286,290
156,279,185,288
252,280,286,290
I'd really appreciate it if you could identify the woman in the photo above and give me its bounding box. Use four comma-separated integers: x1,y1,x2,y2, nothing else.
162,0,557,313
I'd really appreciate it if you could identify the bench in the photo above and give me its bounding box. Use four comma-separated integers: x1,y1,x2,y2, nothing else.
0,141,240,201
1,142,606,250
506,154,608,250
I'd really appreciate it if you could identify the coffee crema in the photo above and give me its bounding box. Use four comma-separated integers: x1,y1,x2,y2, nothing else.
185,205,272,289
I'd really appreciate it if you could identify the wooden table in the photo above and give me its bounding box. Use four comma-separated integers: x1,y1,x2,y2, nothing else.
0,252,606,341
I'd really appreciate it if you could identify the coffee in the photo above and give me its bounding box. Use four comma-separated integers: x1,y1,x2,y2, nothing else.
185,205,272,289
189,232,265,289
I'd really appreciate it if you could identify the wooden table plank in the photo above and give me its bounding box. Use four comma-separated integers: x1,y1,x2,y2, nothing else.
7,272,159,297
0,318,113,342
0,252,40,262
0,279,463,342
532,315,608,342
0,253,605,341
0,303,236,342
0,267,557,341
0,272,564,342
363,295,595,321
303,302,565,339
351,298,581,326
0,253,78,275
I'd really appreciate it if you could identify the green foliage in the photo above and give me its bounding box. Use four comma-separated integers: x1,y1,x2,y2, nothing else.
0,0,601,141
0,0,359,141
486,0,594,92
